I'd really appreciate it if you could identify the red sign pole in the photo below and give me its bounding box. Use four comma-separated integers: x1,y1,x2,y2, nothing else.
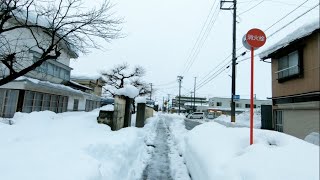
250,46,254,145
243,28,266,145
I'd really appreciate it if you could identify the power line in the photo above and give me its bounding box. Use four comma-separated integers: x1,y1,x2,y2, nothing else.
153,80,177,87
187,0,319,92
182,1,221,75
183,8,221,74
181,1,217,75
238,0,264,16
265,0,310,32
268,3,319,38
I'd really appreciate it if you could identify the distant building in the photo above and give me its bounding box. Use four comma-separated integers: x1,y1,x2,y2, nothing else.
172,96,208,112
70,74,106,97
206,97,271,115
260,20,319,140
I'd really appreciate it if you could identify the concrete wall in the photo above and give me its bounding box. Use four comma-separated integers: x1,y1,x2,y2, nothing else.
112,96,126,130
145,106,154,120
271,32,320,97
283,109,319,139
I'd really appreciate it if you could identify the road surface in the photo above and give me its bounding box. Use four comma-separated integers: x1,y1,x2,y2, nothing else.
184,119,202,130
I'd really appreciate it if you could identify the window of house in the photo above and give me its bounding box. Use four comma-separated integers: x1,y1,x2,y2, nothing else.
236,103,241,108
63,97,68,112
50,95,58,112
73,99,79,111
34,93,43,111
48,63,54,75
42,94,51,110
216,102,222,106
277,50,301,80
1,90,19,118
275,110,283,132
57,96,64,113
23,91,35,113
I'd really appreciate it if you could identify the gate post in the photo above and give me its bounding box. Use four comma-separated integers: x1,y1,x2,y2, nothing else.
136,103,146,128
124,97,133,127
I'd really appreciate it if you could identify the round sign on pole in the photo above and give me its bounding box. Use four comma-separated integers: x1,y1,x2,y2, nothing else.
246,28,266,48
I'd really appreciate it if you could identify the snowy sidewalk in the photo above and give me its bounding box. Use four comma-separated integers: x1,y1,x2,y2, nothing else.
142,117,173,180
142,114,191,180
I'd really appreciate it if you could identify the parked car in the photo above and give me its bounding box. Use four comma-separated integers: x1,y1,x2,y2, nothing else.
207,113,214,119
189,112,205,119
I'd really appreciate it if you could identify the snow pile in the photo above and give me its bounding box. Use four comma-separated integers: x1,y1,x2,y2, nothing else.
260,19,319,59
305,132,320,146
184,122,320,180
0,110,157,180
214,109,262,128
135,96,147,103
99,104,114,111
115,85,139,98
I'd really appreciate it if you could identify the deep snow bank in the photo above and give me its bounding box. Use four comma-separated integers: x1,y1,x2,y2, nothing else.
184,122,320,180
0,109,157,180
214,109,262,128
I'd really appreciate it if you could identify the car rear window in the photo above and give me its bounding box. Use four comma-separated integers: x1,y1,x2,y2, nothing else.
194,112,204,115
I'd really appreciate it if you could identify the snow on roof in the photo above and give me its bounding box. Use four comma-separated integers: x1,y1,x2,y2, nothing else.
15,76,100,99
69,80,92,90
115,85,139,98
71,73,103,81
135,97,147,103
260,20,320,59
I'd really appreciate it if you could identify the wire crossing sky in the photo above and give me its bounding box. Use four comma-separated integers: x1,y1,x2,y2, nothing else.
70,0,319,103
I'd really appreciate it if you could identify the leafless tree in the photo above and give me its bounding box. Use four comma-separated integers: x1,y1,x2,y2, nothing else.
102,63,152,97
0,0,121,86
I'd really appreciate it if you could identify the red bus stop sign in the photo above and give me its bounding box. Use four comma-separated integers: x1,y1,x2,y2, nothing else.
246,28,266,48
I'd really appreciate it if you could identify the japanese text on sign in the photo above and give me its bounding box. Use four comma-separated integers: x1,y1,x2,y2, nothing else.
247,34,265,42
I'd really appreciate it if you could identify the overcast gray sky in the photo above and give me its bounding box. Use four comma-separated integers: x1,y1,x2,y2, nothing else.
70,0,319,102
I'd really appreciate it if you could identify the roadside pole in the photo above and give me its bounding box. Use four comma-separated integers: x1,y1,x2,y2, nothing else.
250,46,254,145
243,28,266,145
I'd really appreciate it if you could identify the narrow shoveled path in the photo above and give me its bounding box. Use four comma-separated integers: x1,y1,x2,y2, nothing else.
142,117,173,180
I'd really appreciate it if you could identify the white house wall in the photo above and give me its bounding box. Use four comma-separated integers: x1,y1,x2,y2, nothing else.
1,24,72,77
67,96,85,111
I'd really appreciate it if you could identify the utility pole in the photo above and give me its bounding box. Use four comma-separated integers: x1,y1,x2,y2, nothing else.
167,94,170,113
220,0,237,122
149,83,153,100
193,77,197,112
190,91,193,113
177,76,183,115
162,97,165,112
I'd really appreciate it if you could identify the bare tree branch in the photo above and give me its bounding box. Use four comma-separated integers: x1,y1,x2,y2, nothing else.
0,0,121,86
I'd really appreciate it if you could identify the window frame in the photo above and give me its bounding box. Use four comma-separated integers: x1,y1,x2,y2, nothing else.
275,49,303,82
274,110,284,132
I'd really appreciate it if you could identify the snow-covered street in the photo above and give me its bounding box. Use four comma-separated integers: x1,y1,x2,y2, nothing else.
1,110,319,180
